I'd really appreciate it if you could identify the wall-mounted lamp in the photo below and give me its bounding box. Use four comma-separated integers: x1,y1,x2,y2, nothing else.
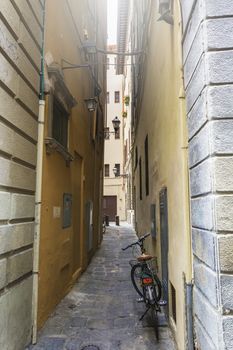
84,97,98,112
104,117,121,139
112,116,121,131
158,0,174,25
112,167,128,178
82,40,97,55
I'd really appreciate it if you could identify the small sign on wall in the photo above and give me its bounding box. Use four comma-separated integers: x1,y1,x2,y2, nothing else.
53,206,61,218
63,193,72,228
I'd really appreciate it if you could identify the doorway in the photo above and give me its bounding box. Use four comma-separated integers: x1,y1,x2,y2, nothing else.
103,195,117,221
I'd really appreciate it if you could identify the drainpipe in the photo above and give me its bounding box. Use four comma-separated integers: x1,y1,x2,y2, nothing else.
32,1,46,344
186,282,194,350
177,0,194,348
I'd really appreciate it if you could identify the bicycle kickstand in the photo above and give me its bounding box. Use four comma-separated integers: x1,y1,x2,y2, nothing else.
139,306,150,321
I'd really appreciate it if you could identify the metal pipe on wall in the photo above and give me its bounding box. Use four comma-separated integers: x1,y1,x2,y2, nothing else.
32,99,45,344
186,283,194,350
32,0,46,343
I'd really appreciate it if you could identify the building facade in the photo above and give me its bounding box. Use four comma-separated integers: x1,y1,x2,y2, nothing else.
0,0,107,348
103,46,126,222
0,1,44,349
118,1,191,349
118,0,233,349
122,51,134,226
37,0,107,331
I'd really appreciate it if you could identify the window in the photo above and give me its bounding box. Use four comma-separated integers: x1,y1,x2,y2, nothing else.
46,66,76,164
104,164,110,177
114,91,120,103
115,127,120,139
107,58,110,69
52,97,69,148
107,92,109,104
139,157,142,200
114,163,120,177
145,135,149,195
114,57,117,69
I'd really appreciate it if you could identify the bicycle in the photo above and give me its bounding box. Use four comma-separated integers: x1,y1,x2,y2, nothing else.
122,232,166,341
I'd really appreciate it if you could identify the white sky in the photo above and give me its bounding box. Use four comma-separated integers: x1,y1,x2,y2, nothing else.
107,0,118,44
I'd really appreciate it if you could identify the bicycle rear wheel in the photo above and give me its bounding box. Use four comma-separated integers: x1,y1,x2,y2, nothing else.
152,273,162,302
131,263,144,297
141,274,162,304
142,285,160,341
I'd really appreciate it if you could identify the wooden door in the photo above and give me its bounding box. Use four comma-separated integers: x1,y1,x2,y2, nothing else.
103,196,117,221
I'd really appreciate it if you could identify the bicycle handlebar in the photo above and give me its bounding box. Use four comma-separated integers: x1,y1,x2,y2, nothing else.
121,232,150,251
138,232,150,242
121,243,135,251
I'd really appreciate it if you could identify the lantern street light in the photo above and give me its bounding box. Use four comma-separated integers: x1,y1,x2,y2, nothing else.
112,166,128,178
112,116,121,131
84,97,98,112
104,116,121,139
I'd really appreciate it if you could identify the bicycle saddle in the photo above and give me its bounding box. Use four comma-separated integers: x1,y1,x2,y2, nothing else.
137,253,153,262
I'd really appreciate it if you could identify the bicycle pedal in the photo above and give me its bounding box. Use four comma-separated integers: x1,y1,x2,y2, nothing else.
158,299,167,306
137,297,144,303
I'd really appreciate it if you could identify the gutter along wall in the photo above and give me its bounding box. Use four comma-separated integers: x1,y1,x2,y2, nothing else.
0,1,43,349
37,0,107,329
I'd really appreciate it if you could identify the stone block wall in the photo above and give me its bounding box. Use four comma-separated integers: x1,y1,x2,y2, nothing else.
0,1,43,349
181,0,233,349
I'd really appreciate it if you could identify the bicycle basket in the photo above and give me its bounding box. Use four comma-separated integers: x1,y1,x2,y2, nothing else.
147,257,159,274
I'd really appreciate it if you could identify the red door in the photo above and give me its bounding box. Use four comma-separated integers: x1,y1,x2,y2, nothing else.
103,196,117,221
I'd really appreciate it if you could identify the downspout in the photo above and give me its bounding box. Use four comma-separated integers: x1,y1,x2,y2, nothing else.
177,0,194,348
32,1,46,344
186,283,194,350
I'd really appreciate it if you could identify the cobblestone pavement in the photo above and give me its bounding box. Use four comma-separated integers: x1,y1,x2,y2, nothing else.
28,223,176,350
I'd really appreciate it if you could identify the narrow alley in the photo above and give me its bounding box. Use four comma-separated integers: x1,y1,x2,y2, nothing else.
27,225,176,350
1,0,233,349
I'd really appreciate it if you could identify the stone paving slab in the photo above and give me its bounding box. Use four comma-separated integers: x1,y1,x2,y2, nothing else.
27,224,176,350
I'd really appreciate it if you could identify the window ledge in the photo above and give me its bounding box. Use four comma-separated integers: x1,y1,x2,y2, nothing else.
45,137,74,164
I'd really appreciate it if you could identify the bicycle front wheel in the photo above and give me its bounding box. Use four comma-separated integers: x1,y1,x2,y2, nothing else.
131,263,144,297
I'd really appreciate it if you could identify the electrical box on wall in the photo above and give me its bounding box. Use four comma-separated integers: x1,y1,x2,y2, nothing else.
63,193,72,228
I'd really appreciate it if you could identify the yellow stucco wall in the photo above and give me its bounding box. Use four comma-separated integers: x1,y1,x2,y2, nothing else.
38,0,106,328
133,1,191,349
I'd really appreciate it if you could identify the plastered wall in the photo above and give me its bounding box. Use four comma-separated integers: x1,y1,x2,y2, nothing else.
131,1,192,348
38,0,107,329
